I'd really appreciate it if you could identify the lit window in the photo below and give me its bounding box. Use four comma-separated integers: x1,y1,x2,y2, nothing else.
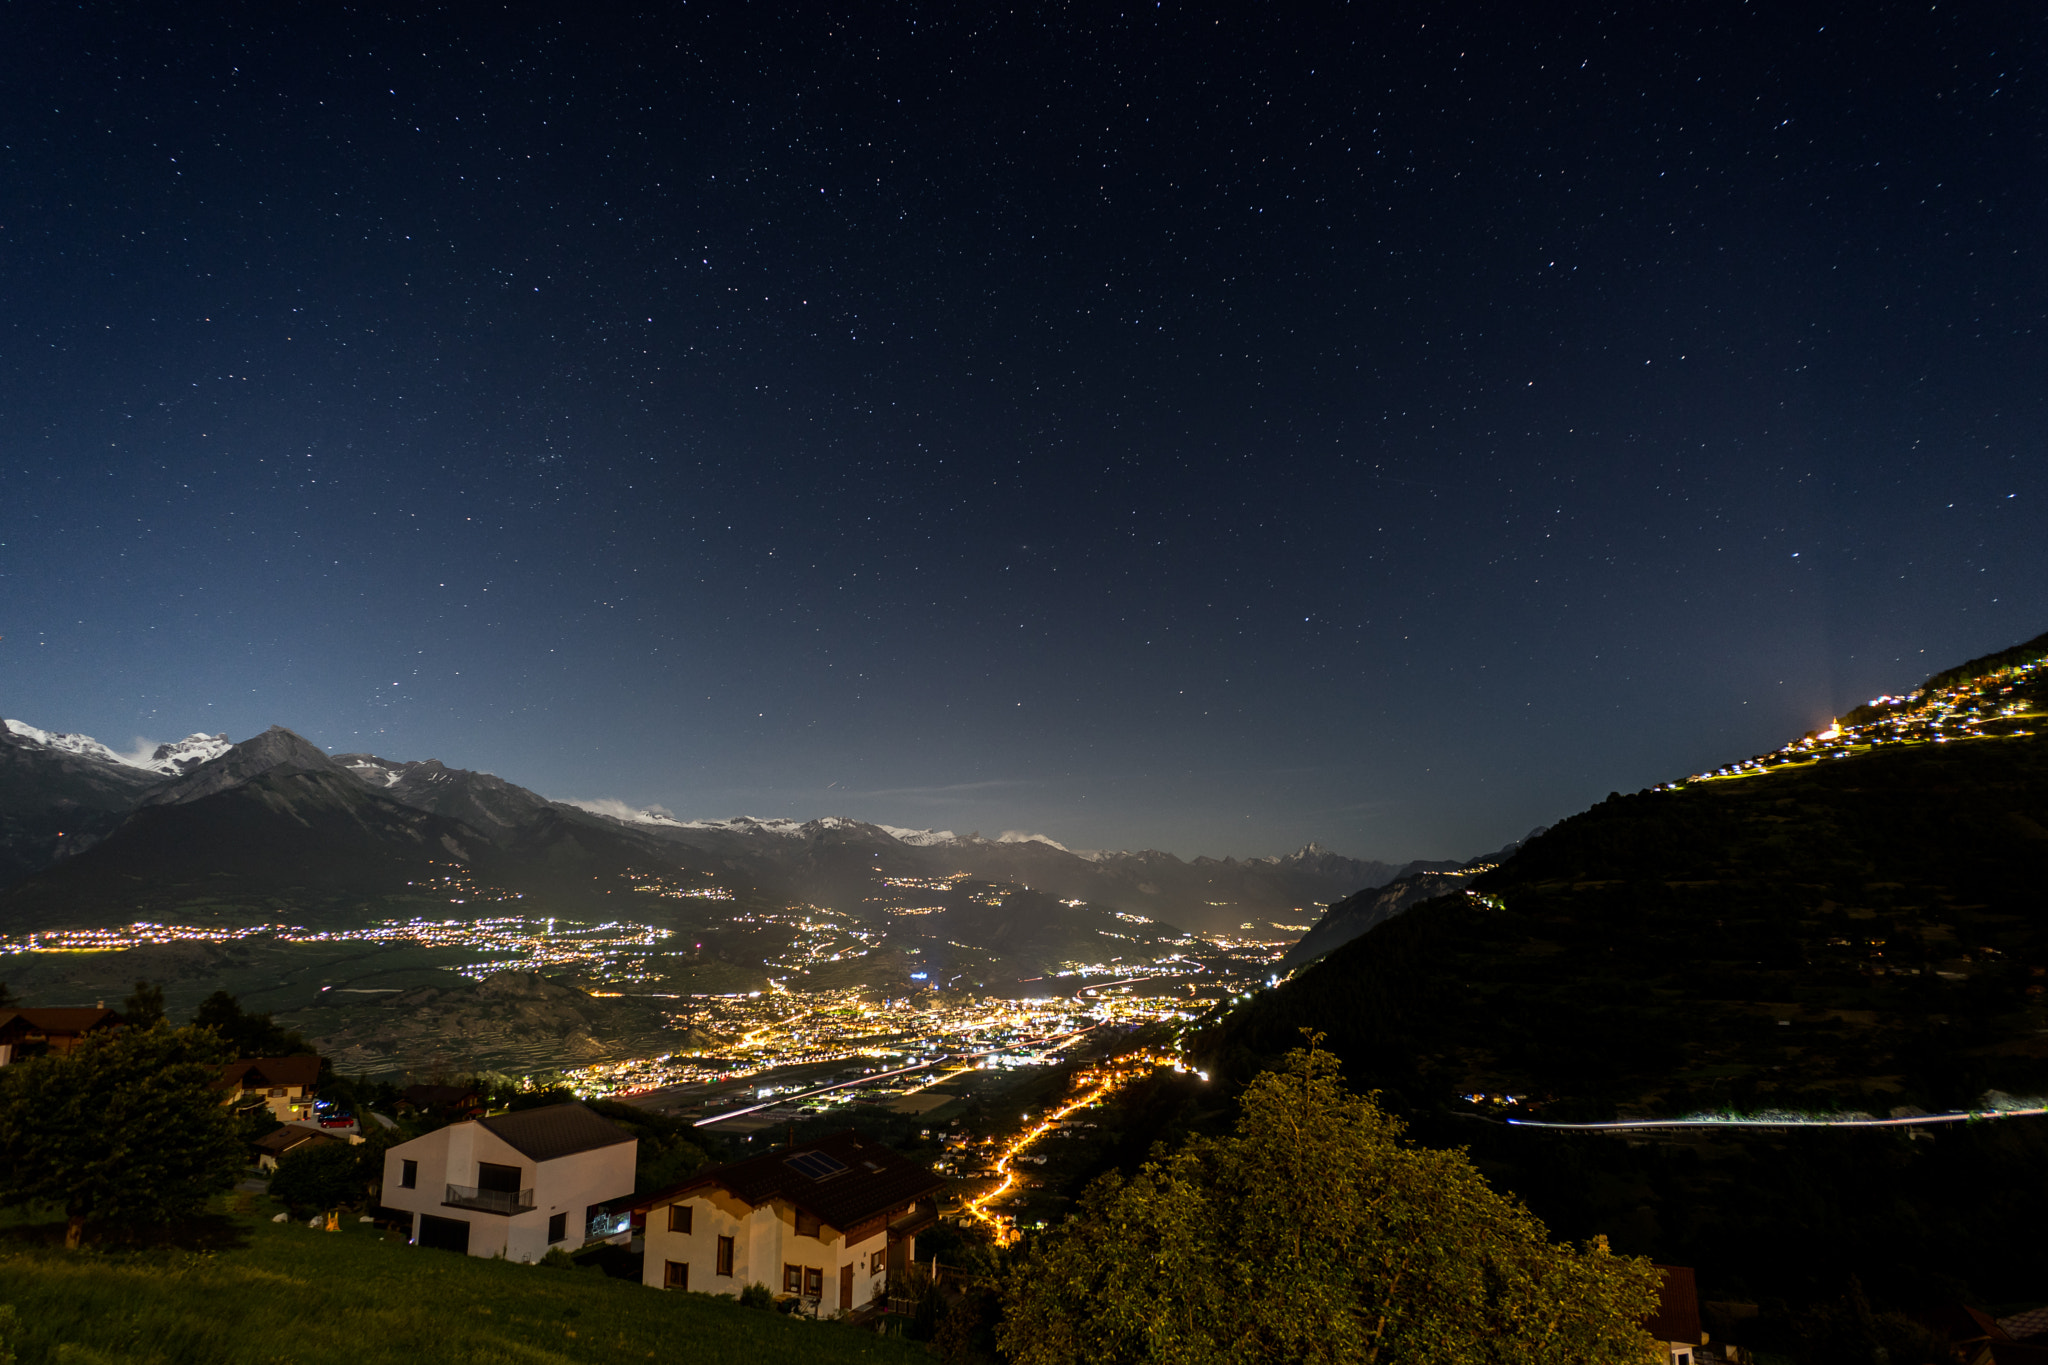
783,1263,802,1293
804,1267,824,1297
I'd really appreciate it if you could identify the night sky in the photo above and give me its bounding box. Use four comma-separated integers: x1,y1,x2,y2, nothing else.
2,4,2041,859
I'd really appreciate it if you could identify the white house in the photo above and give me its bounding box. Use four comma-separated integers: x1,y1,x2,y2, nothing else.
380,1101,636,1262
626,1130,945,1315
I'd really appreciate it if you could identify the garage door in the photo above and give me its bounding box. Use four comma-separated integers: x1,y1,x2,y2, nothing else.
418,1214,471,1254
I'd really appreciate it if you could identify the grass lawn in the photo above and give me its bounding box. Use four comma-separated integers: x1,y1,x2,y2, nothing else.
0,1200,929,1365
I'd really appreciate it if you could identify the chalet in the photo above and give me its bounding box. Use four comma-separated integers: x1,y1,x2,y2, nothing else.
218,1056,323,1123
1647,1265,1706,1365
379,1101,636,1263
0,1007,119,1066
626,1130,945,1316
252,1123,358,1171
398,1084,485,1120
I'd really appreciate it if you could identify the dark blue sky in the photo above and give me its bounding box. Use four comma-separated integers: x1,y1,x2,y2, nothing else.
2,3,2041,858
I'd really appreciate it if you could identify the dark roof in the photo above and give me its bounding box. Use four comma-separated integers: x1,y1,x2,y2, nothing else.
253,1125,343,1154
400,1084,479,1108
219,1056,322,1090
0,1007,119,1035
1645,1266,1702,1346
2002,1310,2048,1344
1975,1344,2048,1365
478,1101,634,1162
627,1129,946,1233
1928,1304,2012,1345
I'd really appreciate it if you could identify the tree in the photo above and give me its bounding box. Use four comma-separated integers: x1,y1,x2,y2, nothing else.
268,1141,369,1217
0,1024,246,1248
120,979,164,1028
189,990,309,1057
1000,1041,1663,1365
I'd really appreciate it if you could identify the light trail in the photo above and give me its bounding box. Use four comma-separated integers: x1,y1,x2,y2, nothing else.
1076,973,1170,996
1508,1104,2048,1132
962,1053,1160,1242
691,1026,1099,1128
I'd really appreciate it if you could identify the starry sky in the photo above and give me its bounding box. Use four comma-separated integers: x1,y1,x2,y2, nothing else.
2,4,2041,859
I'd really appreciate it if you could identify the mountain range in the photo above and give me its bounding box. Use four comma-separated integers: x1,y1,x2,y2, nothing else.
0,719,1438,935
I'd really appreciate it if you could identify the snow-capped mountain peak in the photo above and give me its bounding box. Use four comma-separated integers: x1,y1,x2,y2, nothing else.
144,732,235,776
996,829,1070,852
4,719,130,767
4,719,230,776
877,824,962,847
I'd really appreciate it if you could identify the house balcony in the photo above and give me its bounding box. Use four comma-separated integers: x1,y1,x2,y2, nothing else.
443,1183,535,1215
888,1199,938,1240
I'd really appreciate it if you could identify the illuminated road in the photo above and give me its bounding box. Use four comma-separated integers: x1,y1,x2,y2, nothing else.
962,1057,1153,1243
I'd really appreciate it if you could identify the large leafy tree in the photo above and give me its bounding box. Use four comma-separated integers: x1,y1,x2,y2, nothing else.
190,990,310,1057
0,1024,247,1248
1000,1042,1662,1365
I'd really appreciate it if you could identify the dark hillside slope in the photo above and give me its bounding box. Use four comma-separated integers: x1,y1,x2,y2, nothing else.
0,766,496,929
1192,647,2048,1322
0,727,160,885
1203,726,2048,1119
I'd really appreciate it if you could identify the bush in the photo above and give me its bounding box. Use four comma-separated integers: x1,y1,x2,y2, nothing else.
1001,1041,1663,1365
538,1247,576,1269
739,1282,776,1310
268,1142,367,1217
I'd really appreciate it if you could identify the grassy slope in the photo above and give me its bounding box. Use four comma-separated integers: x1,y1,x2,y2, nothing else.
0,1204,924,1365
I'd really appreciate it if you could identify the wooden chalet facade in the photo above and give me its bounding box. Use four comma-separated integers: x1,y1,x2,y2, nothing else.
627,1130,945,1316
0,1007,119,1066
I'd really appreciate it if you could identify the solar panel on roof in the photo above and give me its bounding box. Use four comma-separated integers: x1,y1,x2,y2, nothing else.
784,1150,849,1180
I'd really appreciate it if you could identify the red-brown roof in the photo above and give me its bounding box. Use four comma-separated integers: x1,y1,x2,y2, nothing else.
252,1125,345,1155
0,1007,119,1036
1645,1265,1702,1346
626,1129,946,1234
218,1056,322,1091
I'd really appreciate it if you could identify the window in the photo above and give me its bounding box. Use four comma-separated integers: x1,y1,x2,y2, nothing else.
783,1263,802,1293
716,1235,734,1277
547,1212,567,1244
668,1203,693,1234
665,1260,688,1290
804,1267,824,1298
870,1249,886,1275
794,1209,822,1239
268,1087,286,1097
476,1162,522,1194
399,1159,418,1190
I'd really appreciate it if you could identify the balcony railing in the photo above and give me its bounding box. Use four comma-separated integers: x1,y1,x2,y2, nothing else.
444,1183,534,1215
